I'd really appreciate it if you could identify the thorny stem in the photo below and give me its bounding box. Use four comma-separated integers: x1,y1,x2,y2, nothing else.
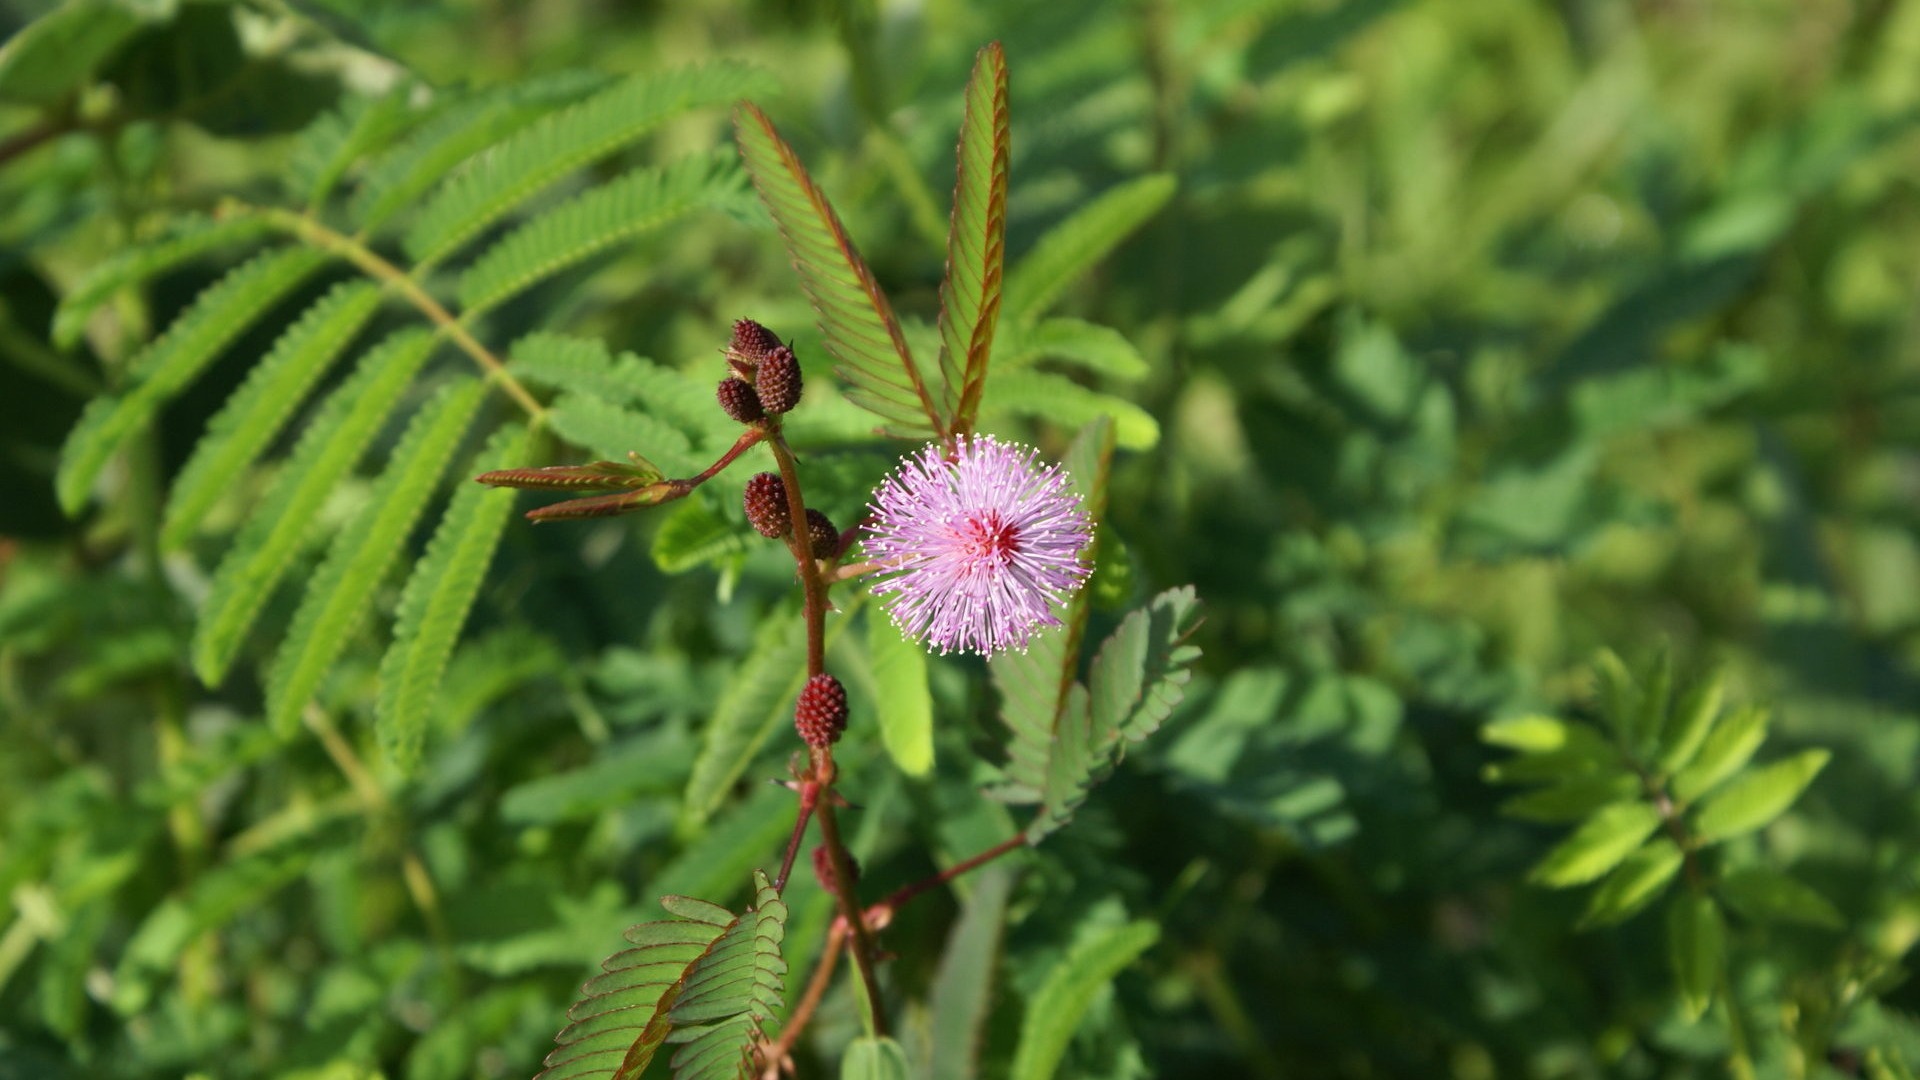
224,201,548,420
773,781,819,893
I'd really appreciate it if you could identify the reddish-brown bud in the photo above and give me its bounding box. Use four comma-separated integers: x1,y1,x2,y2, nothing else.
811,843,860,894
743,472,790,538
755,345,802,415
795,673,848,747
729,318,783,368
716,377,764,424
804,509,839,560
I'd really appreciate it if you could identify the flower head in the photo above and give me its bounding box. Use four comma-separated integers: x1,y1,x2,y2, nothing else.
864,436,1094,655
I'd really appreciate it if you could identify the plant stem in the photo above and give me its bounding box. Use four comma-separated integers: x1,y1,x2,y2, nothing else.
230,202,547,419
774,781,819,893
814,797,887,1036
765,431,827,676
874,834,1025,914
762,424,888,1035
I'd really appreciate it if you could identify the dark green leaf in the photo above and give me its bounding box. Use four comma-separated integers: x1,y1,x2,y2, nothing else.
1717,866,1843,929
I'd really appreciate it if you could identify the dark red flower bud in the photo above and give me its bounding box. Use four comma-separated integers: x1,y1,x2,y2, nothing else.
744,472,790,538
716,377,765,424
755,345,802,415
795,672,847,747
729,318,784,368
811,843,860,894
804,509,839,560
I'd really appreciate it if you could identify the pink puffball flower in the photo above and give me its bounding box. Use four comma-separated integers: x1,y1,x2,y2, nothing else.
863,436,1094,656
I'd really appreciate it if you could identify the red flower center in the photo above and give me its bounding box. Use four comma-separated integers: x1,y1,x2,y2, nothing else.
955,510,1020,564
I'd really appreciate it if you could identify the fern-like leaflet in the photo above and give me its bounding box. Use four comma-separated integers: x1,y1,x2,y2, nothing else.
934,41,1011,437
734,103,945,438
539,872,788,1080
51,63,758,763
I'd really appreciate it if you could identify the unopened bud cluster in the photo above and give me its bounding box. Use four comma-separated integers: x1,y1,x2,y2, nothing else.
716,318,801,425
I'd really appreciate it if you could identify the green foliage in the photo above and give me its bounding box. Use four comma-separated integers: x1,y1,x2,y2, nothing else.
264,377,486,734
926,867,1013,1080
1486,653,1837,1022
8,0,1920,1077
403,64,770,267
56,246,327,512
735,103,940,438
1009,919,1160,1080
539,872,787,1080
377,422,532,772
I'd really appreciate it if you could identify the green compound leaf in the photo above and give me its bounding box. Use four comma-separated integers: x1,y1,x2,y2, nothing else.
376,422,531,773
1010,920,1159,1080
1001,173,1176,326
1528,801,1663,888
285,86,418,211
842,1037,912,1080
161,280,383,548
458,152,741,317
52,213,272,348
1667,891,1725,1022
537,872,786,1080
264,378,486,734
1717,866,1843,929
351,71,607,231
0,0,148,105
1691,748,1829,843
981,368,1160,449
406,64,766,268
735,101,944,438
935,41,1010,438
1580,838,1684,928
1672,704,1770,803
192,329,440,686
57,246,325,513
997,317,1150,381
1004,586,1202,844
548,393,698,476
650,499,750,574
867,612,934,778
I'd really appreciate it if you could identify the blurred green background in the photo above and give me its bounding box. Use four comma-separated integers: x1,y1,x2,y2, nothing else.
4,0,1920,1076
